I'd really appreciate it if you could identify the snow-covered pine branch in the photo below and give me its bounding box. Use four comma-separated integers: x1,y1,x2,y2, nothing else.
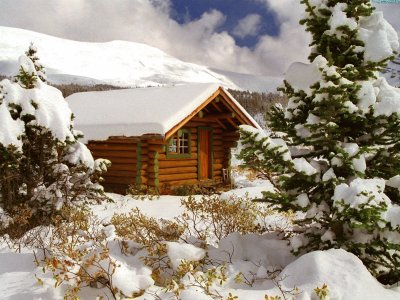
0,47,110,237
238,0,400,284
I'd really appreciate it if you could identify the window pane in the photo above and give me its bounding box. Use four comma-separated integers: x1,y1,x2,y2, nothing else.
180,132,189,153
169,137,178,153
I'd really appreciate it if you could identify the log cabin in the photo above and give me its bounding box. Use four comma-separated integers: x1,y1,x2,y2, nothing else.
67,83,261,194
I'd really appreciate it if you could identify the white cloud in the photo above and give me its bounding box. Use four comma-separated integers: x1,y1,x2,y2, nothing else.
233,14,262,38
0,0,397,77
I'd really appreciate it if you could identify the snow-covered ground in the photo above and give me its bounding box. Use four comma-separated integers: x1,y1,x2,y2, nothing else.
0,26,281,92
0,175,399,299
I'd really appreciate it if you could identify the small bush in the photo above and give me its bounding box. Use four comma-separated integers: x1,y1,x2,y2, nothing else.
178,195,263,243
126,184,160,200
112,208,184,248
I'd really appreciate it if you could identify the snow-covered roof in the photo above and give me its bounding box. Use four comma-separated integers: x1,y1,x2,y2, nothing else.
67,83,260,142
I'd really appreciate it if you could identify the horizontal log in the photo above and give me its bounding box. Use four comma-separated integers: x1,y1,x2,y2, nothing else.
213,170,222,176
148,151,160,159
153,173,198,182
214,158,224,165
160,179,199,187
221,141,237,147
147,165,159,174
105,170,137,177
91,150,137,158
157,153,197,160
213,153,226,160
223,132,239,138
89,148,148,157
88,144,137,151
159,159,198,168
99,138,140,144
146,178,159,187
93,157,136,164
140,134,164,140
212,147,224,153
146,139,167,145
148,145,164,152
213,163,223,170
222,135,239,140
104,176,136,185
159,166,197,175
108,164,136,171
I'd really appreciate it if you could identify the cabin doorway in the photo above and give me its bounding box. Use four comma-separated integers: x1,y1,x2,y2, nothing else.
198,127,213,180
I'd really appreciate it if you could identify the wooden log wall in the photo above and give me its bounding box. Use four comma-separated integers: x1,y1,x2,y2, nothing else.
87,138,141,194
156,126,198,191
87,118,240,194
155,117,238,191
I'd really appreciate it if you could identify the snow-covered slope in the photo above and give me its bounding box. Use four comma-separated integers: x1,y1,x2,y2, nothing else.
211,68,282,93
0,26,281,92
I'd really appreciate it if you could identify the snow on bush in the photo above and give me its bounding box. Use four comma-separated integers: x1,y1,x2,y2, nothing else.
166,242,206,270
238,0,400,284
0,46,109,237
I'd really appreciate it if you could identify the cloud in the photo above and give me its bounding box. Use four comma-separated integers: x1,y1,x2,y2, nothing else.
0,0,396,78
233,14,262,38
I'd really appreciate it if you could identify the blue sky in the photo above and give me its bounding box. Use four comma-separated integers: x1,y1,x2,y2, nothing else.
170,0,280,48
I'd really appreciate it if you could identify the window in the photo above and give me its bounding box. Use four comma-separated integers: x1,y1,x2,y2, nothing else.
167,129,191,157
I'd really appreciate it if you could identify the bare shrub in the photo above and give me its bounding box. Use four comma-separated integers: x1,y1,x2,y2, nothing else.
177,195,264,243
126,184,160,200
112,208,184,247
36,206,154,299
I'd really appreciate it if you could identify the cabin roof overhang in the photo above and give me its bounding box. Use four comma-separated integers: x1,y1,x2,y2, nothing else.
164,87,259,140
67,83,261,143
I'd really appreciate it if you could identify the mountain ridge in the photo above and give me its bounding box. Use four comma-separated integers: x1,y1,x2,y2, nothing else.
0,26,282,92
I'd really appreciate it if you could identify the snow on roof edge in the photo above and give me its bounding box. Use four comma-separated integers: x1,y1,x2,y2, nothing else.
67,83,262,143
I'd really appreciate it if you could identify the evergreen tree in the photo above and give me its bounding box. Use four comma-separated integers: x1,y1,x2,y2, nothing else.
0,48,109,237
238,0,400,284
24,42,47,82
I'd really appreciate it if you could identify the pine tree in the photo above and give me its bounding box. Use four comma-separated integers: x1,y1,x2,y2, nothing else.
24,42,47,82
0,48,110,237
238,0,400,284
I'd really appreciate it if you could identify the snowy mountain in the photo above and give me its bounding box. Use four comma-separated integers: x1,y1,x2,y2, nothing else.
0,26,281,92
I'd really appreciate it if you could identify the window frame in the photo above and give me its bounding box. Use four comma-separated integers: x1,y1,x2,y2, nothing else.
166,128,192,158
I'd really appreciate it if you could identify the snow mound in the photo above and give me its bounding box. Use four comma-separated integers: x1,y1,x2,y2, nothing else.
281,249,399,300
210,232,295,271
166,242,206,270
